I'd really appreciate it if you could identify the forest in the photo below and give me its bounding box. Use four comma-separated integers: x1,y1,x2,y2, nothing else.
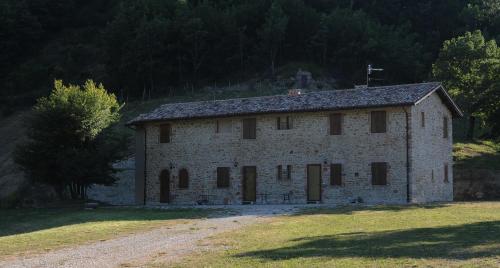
1,0,499,137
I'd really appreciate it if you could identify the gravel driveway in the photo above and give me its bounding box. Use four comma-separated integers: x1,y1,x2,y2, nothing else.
0,205,298,268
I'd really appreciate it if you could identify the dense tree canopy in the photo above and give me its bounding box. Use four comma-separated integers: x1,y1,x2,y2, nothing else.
0,0,499,136
14,80,127,199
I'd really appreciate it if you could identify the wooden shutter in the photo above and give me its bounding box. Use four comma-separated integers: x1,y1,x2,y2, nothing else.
286,165,292,180
217,167,230,188
243,118,256,139
371,162,387,185
371,111,387,133
178,169,189,188
329,113,342,135
444,163,449,183
443,116,448,138
421,112,425,128
276,117,281,130
330,164,342,186
277,165,282,180
159,124,171,143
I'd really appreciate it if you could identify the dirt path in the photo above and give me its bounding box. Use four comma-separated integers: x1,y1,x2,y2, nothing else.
0,206,298,268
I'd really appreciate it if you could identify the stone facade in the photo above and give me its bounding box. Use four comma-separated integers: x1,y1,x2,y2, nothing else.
138,91,454,205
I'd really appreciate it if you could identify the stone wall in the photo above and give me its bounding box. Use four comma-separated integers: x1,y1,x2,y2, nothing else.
87,158,136,205
143,105,418,205
410,92,454,202
454,168,500,200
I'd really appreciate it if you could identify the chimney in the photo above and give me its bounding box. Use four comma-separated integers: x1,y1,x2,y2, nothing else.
288,89,303,96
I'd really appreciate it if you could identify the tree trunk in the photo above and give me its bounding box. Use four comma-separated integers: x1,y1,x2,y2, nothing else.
467,115,476,140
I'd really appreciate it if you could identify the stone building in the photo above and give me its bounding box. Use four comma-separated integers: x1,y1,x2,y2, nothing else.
128,82,462,205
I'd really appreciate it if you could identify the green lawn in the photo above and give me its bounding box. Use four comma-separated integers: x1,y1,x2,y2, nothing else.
454,140,500,170
0,207,209,258
177,202,500,267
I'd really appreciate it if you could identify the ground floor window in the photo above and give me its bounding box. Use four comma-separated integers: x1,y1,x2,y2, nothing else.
371,162,387,185
217,167,230,188
179,168,189,189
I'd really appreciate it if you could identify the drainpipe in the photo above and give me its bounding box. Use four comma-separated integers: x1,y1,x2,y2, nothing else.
403,107,411,203
143,126,147,205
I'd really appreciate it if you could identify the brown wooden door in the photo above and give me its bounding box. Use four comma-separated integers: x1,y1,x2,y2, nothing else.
242,166,257,202
159,170,170,203
307,165,321,202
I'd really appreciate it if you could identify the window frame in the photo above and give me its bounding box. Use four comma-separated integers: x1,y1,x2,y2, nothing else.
371,162,388,185
178,168,189,189
443,116,449,138
421,112,425,128
217,167,230,188
370,111,387,133
329,113,342,135
277,116,292,130
242,118,257,139
330,163,342,186
444,163,449,183
159,124,171,143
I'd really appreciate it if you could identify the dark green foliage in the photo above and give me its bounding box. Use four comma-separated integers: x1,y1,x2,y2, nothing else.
14,80,128,199
1,0,499,134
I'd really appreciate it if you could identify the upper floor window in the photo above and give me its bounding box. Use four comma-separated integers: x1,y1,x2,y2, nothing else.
329,113,342,135
443,116,449,138
217,167,230,188
371,162,388,185
277,165,292,180
216,119,232,134
242,118,256,139
330,163,342,186
371,111,387,133
178,168,189,189
277,116,292,130
421,112,425,128
159,124,171,143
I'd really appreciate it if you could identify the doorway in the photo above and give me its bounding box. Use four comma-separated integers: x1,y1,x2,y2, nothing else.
242,166,257,203
159,170,170,203
307,164,321,202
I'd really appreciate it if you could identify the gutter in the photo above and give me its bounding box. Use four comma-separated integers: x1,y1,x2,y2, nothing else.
143,126,147,205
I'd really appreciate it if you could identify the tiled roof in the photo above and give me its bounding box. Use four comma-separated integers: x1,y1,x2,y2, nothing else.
128,82,462,125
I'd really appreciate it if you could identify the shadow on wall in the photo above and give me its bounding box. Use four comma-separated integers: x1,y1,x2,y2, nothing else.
235,220,500,261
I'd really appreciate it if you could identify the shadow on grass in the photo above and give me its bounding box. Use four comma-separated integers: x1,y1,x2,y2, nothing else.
236,220,500,261
0,207,210,237
296,203,449,216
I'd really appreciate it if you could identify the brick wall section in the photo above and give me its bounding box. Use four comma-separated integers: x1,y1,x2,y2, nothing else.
143,105,422,205
410,92,454,202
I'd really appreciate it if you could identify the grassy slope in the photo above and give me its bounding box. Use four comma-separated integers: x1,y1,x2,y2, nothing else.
454,140,500,170
176,203,500,268
0,208,209,258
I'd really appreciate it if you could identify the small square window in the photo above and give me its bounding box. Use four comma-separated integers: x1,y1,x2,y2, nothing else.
277,116,292,130
371,111,387,133
159,124,171,143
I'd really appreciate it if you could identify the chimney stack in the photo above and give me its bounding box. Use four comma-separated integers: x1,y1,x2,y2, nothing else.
288,89,303,96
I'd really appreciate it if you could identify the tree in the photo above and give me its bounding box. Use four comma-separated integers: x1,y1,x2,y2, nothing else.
15,80,128,199
258,1,288,77
433,30,500,139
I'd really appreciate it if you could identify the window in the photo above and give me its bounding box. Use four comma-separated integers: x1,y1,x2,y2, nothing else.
277,116,292,130
444,163,449,183
242,118,256,139
216,120,232,133
277,165,292,180
371,111,387,133
421,112,425,128
178,168,189,189
443,116,449,138
159,124,171,143
329,113,342,135
217,167,230,188
330,164,342,186
371,162,388,185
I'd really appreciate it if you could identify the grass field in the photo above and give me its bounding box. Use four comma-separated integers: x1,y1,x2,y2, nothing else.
177,202,500,267
454,140,500,170
0,207,209,258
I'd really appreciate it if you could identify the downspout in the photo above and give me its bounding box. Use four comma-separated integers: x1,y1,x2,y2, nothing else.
403,107,411,203
143,126,147,205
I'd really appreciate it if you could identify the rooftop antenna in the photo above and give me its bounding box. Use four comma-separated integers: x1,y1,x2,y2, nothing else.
367,64,384,87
